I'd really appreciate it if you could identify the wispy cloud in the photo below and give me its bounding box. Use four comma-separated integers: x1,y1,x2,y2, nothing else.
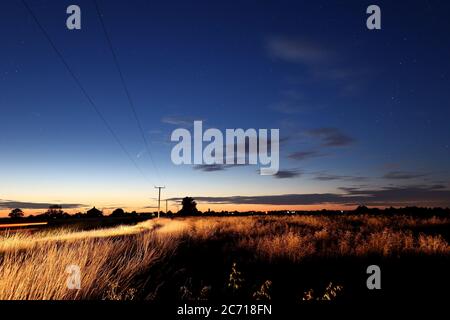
382,171,429,180
0,200,87,210
193,164,231,172
266,36,331,65
312,171,368,182
272,169,302,179
141,205,159,209
266,36,369,95
306,128,355,147
161,115,201,127
168,185,450,207
288,150,325,161
190,135,289,173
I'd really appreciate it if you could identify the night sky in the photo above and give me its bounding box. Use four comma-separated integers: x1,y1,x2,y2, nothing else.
1,0,450,215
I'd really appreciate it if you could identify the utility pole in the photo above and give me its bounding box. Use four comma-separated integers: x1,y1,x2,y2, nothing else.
165,199,168,213
154,186,165,218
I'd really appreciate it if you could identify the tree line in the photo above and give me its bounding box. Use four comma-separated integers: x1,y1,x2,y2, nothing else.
6,199,450,220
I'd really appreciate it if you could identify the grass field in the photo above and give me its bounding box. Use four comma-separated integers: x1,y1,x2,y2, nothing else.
0,215,449,301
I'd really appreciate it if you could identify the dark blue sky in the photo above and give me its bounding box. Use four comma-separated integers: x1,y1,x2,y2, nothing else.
1,0,450,213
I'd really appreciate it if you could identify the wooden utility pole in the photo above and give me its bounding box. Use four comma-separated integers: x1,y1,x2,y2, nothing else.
154,186,165,218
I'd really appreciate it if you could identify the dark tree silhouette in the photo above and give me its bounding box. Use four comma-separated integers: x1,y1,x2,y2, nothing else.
111,208,125,217
178,197,199,216
9,208,24,218
86,207,103,217
355,205,369,213
45,205,67,219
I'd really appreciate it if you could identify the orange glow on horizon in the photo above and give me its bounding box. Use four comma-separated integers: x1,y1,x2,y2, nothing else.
0,203,358,217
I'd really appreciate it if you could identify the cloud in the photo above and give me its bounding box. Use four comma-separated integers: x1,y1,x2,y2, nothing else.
272,169,302,179
382,171,429,180
265,36,369,95
266,37,331,65
306,128,355,147
194,165,300,178
313,172,368,182
190,135,289,173
336,185,450,206
170,194,341,206
141,205,159,209
0,200,87,210
193,164,231,172
288,150,325,161
161,115,200,126
168,185,450,207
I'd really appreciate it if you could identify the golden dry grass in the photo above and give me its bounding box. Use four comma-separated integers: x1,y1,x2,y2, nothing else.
172,215,450,261
0,219,180,300
0,214,448,300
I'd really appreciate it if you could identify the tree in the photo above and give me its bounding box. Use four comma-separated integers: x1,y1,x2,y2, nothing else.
355,205,369,214
86,207,103,217
45,205,66,219
178,197,199,216
111,208,125,217
9,208,24,218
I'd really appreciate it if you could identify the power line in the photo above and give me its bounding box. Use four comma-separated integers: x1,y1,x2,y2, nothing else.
92,0,164,186
21,0,151,184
